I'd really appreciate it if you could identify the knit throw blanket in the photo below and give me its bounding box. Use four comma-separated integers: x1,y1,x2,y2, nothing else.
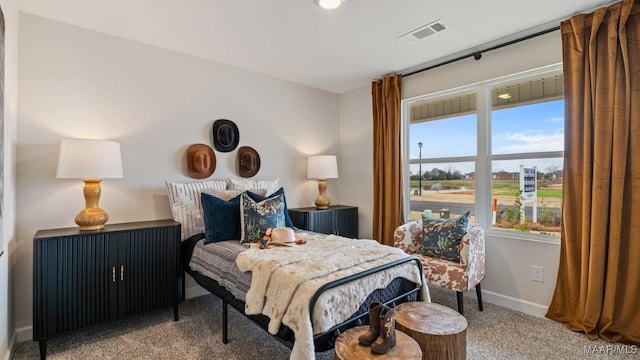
236,233,428,360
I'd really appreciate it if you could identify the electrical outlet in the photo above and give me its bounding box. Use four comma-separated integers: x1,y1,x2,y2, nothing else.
532,265,544,282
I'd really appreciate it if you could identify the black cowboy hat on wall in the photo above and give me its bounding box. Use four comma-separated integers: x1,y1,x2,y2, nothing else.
212,119,240,152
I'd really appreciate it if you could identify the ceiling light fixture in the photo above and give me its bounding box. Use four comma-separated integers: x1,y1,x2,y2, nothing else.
498,93,512,100
315,0,343,10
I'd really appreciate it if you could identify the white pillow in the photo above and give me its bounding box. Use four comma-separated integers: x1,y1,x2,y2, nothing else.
228,177,280,197
165,180,227,240
201,188,267,201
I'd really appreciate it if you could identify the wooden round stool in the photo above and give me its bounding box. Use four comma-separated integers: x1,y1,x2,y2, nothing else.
335,325,422,360
395,302,468,360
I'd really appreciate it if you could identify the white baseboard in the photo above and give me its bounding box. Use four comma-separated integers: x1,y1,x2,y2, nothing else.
466,289,549,317
4,325,32,359
3,330,16,360
15,325,32,343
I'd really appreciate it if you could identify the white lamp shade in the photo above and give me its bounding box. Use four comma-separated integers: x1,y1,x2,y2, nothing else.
307,155,338,179
56,139,124,179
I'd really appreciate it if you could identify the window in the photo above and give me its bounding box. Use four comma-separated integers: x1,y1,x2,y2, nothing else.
403,65,564,241
408,94,477,223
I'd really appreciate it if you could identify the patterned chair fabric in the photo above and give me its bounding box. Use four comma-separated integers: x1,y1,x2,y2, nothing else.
393,220,485,292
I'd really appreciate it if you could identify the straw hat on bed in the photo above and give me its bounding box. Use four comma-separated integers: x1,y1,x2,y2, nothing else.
271,227,295,243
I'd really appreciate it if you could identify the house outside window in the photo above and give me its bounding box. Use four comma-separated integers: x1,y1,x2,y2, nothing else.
403,64,564,241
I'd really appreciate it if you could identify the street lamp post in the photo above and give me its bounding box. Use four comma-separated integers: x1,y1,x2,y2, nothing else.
418,142,423,196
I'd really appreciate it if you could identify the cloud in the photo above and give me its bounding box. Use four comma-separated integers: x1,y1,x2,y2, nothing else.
495,131,564,153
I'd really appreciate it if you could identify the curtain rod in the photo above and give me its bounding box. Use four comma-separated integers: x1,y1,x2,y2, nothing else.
402,25,561,78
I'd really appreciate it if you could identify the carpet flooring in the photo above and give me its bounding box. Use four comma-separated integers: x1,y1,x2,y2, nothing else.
13,286,639,359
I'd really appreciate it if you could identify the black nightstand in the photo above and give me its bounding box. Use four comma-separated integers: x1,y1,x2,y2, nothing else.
32,220,181,359
288,205,358,238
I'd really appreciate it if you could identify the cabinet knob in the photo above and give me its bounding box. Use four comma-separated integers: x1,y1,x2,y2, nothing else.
120,265,125,281
112,266,116,282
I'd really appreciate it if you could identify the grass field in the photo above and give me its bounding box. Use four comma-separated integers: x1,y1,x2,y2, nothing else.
537,189,562,198
409,179,562,198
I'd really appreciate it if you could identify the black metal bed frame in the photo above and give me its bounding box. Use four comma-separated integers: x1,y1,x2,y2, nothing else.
306,257,424,342
182,236,425,352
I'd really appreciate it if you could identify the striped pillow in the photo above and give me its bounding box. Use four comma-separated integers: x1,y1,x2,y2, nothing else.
228,178,280,197
165,180,227,240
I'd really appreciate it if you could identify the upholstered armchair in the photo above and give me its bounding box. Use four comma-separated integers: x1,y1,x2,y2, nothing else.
393,220,485,315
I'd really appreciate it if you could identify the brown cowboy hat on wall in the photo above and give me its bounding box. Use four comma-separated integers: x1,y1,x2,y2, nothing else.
187,144,216,179
238,146,260,178
213,119,240,152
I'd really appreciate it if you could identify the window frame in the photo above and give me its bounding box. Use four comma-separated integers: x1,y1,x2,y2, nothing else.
402,63,564,244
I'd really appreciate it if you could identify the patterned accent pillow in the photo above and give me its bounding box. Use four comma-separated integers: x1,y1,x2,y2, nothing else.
245,187,294,228
421,211,470,262
165,180,227,240
200,192,242,244
228,178,280,197
240,192,286,243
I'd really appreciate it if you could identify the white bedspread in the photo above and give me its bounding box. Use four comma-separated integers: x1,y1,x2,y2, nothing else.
235,233,429,360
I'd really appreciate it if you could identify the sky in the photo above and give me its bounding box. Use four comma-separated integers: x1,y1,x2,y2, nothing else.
409,99,564,175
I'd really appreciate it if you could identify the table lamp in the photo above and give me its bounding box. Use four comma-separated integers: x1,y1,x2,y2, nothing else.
307,155,338,209
56,139,123,231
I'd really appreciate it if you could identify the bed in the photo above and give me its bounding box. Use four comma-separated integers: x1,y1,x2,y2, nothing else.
168,179,428,359
182,230,428,360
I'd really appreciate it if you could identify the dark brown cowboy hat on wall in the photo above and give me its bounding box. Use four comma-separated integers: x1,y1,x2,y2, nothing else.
187,144,216,179
238,146,261,178
212,119,240,152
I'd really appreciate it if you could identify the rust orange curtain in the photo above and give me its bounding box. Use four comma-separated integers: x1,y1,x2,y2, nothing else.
546,0,640,345
372,74,403,245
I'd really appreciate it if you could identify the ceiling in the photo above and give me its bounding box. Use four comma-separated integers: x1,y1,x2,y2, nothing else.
17,0,616,94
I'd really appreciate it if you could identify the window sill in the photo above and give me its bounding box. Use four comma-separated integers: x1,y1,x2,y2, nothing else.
485,228,561,245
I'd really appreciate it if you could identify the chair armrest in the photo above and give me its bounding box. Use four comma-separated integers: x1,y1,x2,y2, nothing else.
393,220,422,254
458,222,486,287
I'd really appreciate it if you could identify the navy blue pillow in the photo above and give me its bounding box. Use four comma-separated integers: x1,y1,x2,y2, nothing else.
201,192,241,244
246,187,294,228
240,193,286,243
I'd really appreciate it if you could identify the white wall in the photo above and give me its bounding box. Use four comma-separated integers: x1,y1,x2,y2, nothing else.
338,86,373,238
338,31,563,316
14,13,340,336
1,0,18,358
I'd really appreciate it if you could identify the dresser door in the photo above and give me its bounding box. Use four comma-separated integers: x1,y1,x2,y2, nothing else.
33,233,115,339
308,210,335,235
116,226,178,317
331,207,358,238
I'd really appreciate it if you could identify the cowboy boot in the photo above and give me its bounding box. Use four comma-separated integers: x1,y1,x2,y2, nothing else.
358,301,383,346
370,305,396,354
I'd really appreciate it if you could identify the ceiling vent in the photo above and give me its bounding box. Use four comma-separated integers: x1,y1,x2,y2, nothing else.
398,20,449,45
